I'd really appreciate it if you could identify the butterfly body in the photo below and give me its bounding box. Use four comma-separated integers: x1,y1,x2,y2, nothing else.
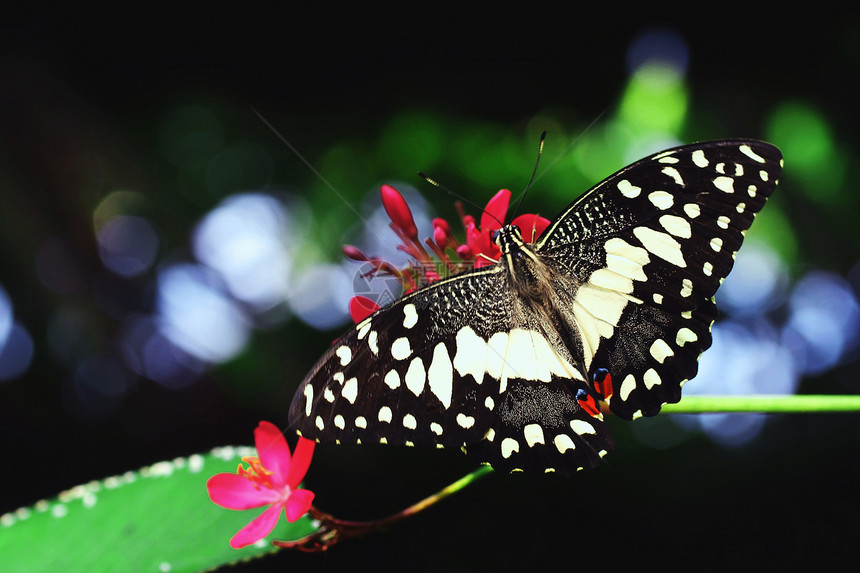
289,140,783,474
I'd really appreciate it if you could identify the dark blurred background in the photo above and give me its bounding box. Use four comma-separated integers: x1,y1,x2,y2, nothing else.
2,8,860,571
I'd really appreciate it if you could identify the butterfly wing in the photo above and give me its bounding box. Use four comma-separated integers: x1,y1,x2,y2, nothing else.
536,139,783,419
289,263,613,474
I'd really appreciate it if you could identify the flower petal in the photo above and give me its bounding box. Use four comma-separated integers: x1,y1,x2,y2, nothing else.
349,296,380,324
510,213,551,242
481,189,510,232
284,488,315,522
255,421,291,486
285,437,315,488
229,502,285,549
207,473,281,510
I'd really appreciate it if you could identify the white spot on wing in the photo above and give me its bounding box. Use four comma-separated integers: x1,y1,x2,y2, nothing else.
662,166,685,186
391,337,412,360
554,434,576,453
357,320,372,340
710,237,723,252
384,369,401,389
618,179,642,198
303,384,314,417
676,327,698,346
619,374,636,400
569,419,596,435
649,339,674,364
402,303,418,329
342,377,358,404
643,368,661,389
501,438,519,459
453,326,486,384
428,342,453,408
683,203,701,218
691,149,708,167
713,176,735,193
659,214,692,239
605,238,650,281
378,406,392,423
648,190,674,210
336,345,352,366
633,227,686,267
524,423,546,447
680,278,693,298
405,357,426,396
739,144,766,163
457,413,476,429
402,414,417,429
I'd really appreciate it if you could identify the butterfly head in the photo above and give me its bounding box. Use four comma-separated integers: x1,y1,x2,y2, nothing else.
491,224,523,253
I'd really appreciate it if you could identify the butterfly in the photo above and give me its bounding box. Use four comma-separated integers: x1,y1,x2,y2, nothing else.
288,139,783,475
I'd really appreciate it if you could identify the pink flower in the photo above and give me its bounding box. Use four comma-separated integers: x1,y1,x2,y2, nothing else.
207,421,316,548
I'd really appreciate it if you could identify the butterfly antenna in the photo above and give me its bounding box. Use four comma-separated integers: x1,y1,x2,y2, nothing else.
511,131,546,218
418,171,504,227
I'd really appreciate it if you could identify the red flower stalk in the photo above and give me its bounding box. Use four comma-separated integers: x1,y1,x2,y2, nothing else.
207,421,315,548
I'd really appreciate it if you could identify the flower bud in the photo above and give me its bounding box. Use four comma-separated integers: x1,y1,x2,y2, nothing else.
380,184,418,240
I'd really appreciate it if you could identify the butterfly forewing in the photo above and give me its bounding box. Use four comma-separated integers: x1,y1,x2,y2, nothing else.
536,140,782,419
289,139,782,474
290,266,506,448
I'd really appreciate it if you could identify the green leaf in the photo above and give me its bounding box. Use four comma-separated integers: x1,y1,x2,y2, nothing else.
0,446,318,573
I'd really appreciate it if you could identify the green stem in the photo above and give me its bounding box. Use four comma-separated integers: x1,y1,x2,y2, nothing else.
662,394,860,413
274,465,494,551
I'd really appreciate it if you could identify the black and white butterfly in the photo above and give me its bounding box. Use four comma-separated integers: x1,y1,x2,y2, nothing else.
289,139,783,475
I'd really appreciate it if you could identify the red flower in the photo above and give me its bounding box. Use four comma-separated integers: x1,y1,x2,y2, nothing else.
463,189,551,267
207,421,315,548
343,184,551,311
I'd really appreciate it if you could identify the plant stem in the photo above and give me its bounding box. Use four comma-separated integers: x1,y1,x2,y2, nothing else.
662,394,860,413
274,465,494,551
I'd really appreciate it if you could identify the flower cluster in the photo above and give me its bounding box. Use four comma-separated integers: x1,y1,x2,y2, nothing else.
207,421,315,548
344,184,550,323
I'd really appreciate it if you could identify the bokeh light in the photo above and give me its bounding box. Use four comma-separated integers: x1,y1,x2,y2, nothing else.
782,271,860,376
155,263,251,364
192,192,295,314
96,215,160,278
0,284,34,381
